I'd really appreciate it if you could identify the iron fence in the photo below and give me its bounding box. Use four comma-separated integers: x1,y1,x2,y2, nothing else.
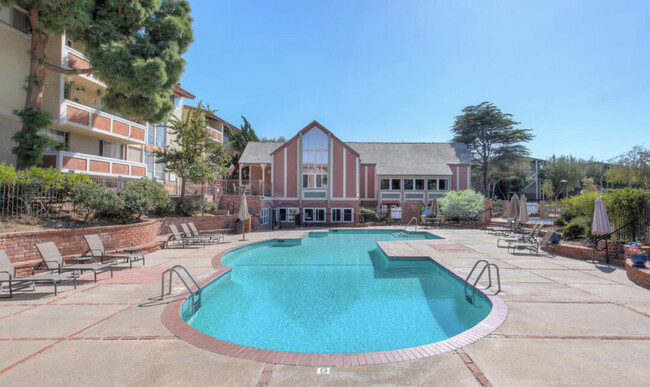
0,183,73,218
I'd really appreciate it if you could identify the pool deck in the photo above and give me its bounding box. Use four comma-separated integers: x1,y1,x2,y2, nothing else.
1,227,649,386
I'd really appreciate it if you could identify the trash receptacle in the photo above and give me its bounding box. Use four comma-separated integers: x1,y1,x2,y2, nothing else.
234,218,243,234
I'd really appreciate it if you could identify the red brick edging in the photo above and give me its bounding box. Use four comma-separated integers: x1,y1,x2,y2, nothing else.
161,234,508,366
625,259,650,288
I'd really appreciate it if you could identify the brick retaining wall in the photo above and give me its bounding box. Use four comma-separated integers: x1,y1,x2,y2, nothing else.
0,215,239,272
625,259,650,287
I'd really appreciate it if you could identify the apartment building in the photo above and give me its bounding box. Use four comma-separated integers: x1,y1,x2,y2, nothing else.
0,5,194,184
238,121,472,226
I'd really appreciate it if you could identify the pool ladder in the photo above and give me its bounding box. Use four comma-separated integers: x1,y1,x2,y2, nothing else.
160,265,202,313
464,260,501,305
393,217,419,237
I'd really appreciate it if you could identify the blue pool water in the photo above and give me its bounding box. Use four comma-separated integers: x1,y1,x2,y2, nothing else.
183,230,491,354
502,217,553,223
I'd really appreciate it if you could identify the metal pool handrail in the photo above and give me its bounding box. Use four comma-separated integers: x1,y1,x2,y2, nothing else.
464,260,501,305
161,265,202,313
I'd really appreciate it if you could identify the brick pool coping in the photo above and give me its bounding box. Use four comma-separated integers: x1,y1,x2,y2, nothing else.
161,231,508,366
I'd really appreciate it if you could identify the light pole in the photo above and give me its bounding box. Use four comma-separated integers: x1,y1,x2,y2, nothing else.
560,179,568,198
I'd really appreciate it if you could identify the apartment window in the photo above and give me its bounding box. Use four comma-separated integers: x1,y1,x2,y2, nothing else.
427,179,449,191
332,208,353,223
391,179,401,190
155,123,166,148
99,140,124,160
277,207,298,222
170,95,180,108
146,151,155,179
45,129,69,150
404,179,425,190
304,208,325,223
261,208,271,225
147,124,155,145
301,128,328,188
0,7,29,34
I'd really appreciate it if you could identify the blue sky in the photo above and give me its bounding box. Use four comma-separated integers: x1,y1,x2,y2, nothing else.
181,0,650,161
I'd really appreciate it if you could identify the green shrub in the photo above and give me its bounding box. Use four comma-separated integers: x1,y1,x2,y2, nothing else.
439,190,485,221
0,162,91,192
203,201,218,215
553,217,566,227
177,198,208,216
70,183,105,222
120,179,171,219
562,216,590,239
360,207,381,222
94,189,126,220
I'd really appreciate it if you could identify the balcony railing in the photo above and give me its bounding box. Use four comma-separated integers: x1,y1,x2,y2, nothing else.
61,100,146,144
63,45,105,86
42,150,147,178
208,127,223,142
223,180,272,196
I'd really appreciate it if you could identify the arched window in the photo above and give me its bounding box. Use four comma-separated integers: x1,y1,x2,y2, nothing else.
302,128,329,188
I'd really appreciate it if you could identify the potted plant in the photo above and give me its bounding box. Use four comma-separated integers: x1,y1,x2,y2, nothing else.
629,244,648,268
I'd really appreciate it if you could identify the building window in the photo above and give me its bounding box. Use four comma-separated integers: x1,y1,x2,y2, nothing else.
45,129,69,150
301,128,329,188
261,208,271,225
170,95,181,108
391,179,401,190
404,179,425,190
146,151,155,179
277,207,299,222
427,179,449,191
99,140,124,160
332,208,353,223
304,208,325,223
147,124,155,146
155,123,166,148
0,7,29,34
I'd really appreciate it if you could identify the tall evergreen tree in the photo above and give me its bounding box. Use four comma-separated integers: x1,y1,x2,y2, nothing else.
0,0,193,167
451,102,534,198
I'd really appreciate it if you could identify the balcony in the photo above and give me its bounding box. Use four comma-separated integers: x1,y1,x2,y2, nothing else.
208,126,223,142
42,150,147,178
60,100,146,144
63,45,105,86
223,180,272,196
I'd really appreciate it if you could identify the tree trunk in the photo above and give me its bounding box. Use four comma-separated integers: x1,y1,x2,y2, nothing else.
180,178,186,203
482,159,489,197
17,7,49,169
24,7,49,114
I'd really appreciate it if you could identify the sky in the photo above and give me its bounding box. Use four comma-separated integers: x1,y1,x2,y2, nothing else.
180,0,650,161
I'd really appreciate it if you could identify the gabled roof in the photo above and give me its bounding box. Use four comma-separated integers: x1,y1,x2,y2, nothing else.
239,142,282,164
270,121,360,157
348,142,472,176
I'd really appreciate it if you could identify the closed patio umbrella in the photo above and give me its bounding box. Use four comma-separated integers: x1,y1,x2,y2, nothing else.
238,193,250,241
429,198,440,217
503,194,519,219
591,196,613,236
517,195,529,224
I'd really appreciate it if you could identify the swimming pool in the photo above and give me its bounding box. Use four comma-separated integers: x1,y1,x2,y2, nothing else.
181,230,494,355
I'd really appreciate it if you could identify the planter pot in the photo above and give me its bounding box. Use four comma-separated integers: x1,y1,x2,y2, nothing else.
631,255,648,268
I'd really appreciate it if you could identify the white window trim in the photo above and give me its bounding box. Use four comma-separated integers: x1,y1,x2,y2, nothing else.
261,208,271,224
404,178,425,191
277,207,299,222
332,208,354,223
303,207,326,223
380,178,402,191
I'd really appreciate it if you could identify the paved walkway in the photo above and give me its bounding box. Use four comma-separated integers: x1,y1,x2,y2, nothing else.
0,228,649,386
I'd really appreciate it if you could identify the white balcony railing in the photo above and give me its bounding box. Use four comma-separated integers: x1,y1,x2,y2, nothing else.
61,100,146,144
207,126,223,142
42,150,147,178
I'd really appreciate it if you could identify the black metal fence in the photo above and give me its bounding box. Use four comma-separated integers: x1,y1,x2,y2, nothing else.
0,183,72,218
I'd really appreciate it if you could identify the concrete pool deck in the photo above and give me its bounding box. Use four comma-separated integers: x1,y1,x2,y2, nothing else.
1,227,649,386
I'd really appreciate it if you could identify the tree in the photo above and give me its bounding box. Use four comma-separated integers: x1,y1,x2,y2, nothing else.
228,116,259,179
153,103,215,203
606,146,650,188
542,155,586,199
260,136,286,143
451,102,534,197
0,0,193,167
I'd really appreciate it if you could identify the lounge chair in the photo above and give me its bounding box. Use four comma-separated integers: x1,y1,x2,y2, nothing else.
188,222,225,243
168,224,208,248
486,219,514,235
0,250,76,298
35,242,114,282
83,234,145,269
180,223,215,245
508,229,555,256
497,223,542,247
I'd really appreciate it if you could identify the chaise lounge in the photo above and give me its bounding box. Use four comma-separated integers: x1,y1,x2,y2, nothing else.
83,234,145,269
188,222,225,243
35,242,114,282
0,250,77,298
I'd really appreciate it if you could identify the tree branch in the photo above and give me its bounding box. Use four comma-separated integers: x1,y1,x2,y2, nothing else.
45,62,95,75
